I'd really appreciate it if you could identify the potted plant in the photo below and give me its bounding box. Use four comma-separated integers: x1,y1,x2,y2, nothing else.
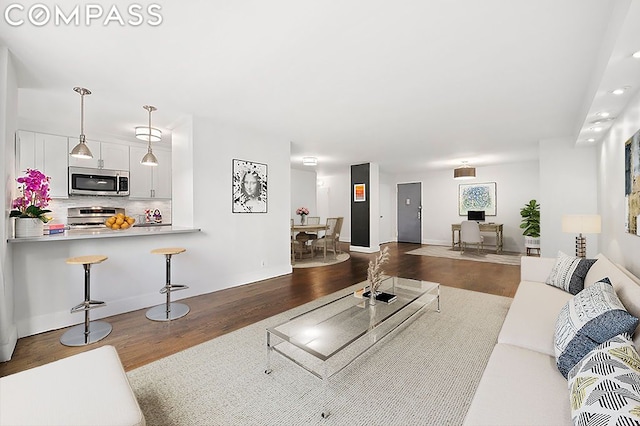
520,199,540,252
10,168,52,237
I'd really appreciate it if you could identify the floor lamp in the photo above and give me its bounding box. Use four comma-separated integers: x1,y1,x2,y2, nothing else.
561,215,601,258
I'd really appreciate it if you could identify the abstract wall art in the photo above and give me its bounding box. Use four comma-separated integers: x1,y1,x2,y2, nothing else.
458,182,497,216
625,129,640,234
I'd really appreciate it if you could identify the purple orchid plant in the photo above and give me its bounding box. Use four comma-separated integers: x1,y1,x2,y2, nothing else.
10,169,52,223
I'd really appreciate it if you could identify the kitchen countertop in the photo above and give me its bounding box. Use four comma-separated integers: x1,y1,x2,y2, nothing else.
7,225,201,243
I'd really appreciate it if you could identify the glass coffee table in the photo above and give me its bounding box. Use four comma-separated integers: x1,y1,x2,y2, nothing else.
264,276,440,418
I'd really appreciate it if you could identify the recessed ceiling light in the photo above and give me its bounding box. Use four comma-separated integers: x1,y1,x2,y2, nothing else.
597,111,610,118
587,138,596,142
590,126,603,132
633,50,640,59
611,87,630,95
302,156,317,166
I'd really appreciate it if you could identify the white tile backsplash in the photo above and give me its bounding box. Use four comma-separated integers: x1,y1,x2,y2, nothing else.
48,197,171,225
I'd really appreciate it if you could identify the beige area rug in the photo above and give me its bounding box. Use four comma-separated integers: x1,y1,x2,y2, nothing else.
292,252,350,269
407,245,522,266
127,283,512,426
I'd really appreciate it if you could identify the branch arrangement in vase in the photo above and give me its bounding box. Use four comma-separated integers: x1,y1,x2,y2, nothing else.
367,246,390,296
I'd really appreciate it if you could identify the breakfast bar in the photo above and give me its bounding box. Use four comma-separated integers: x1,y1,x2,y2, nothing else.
7,225,200,243
10,225,203,339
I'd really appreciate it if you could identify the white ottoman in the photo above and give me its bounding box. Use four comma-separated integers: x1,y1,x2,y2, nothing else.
0,345,145,426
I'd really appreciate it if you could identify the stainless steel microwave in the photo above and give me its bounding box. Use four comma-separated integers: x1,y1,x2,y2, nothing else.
68,167,129,196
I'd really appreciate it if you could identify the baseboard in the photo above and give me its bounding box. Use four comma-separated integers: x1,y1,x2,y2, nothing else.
349,245,380,253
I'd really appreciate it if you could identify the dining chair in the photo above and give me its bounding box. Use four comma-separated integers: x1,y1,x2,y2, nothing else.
290,219,301,264
306,216,321,240
333,217,344,254
312,217,342,260
460,220,484,254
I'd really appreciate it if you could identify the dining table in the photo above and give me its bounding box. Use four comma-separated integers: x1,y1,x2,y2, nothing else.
291,223,329,260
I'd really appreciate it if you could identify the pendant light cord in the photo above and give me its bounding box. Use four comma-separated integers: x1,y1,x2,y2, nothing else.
148,107,152,152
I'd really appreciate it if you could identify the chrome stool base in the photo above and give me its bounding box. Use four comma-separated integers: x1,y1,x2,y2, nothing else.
60,321,112,346
146,302,190,321
147,248,189,322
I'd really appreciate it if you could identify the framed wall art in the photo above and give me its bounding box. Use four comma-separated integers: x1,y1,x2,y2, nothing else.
232,159,268,213
625,128,640,234
458,182,497,216
354,183,366,202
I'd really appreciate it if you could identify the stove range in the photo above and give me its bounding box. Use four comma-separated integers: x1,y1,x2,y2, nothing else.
67,206,125,229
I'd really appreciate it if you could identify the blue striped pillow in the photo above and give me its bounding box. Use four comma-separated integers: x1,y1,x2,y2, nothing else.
546,251,596,295
554,278,639,378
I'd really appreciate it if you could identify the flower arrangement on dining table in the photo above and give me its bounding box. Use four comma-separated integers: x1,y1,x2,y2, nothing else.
296,207,309,224
10,168,52,223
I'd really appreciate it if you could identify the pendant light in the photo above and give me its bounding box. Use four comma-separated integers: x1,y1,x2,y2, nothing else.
70,87,93,159
454,161,476,179
140,105,159,166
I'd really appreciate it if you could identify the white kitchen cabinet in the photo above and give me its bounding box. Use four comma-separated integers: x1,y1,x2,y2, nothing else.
16,131,68,198
68,139,129,171
129,146,172,199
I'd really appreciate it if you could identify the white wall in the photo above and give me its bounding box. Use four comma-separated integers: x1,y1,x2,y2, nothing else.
291,168,317,222
598,87,640,276
172,116,194,227
539,138,599,258
394,161,540,253
318,170,351,241
0,47,18,360
191,117,291,288
379,171,394,243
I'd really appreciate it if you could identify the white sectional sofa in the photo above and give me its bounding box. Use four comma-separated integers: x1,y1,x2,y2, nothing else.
464,253,640,426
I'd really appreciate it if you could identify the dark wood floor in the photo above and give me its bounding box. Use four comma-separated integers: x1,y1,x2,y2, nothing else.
0,242,520,377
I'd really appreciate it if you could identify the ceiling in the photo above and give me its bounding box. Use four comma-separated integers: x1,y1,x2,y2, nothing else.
1,0,639,176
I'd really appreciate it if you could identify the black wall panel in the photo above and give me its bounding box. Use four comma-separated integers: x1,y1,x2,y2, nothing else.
351,163,370,247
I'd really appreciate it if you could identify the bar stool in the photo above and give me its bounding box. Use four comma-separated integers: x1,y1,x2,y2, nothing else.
146,247,190,321
60,255,112,346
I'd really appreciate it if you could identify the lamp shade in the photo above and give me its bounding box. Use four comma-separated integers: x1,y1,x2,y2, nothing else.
70,138,93,159
454,166,476,179
561,215,602,234
141,150,159,166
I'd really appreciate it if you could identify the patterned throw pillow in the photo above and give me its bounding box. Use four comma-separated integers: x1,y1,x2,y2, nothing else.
554,279,639,378
546,251,597,295
568,334,640,426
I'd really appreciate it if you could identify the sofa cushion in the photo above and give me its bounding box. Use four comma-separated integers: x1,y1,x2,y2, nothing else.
0,345,145,426
546,251,597,295
498,280,573,356
554,279,639,378
585,254,640,346
520,255,558,283
567,334,640,426
463,343,571,426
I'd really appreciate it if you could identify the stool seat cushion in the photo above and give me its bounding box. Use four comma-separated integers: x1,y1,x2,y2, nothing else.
66,255,108,265
0,345,145,426
151,247,186,256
